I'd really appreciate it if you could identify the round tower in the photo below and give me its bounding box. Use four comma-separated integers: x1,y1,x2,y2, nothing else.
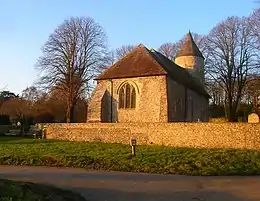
175,31,205,86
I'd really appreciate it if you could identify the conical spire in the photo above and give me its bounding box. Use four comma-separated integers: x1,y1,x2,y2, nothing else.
176,32,204,59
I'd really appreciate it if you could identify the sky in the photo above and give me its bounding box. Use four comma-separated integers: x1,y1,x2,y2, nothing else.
0,0,258,94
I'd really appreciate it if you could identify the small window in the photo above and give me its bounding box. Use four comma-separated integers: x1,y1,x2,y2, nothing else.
119,83,136,109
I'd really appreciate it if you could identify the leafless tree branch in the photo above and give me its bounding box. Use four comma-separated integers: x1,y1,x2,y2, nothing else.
205,16,259,121
115,44,135,60
35,16,107,122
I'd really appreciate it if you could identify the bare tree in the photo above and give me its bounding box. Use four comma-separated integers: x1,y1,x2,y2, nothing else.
97,50,116,73
21,86,40,102
19,86,40,120
206,80,225,105
21,86,41,110
250,8,260,50
98,45,135,72
205,16,259,121
157,42,178,61
36,17,107,122
115,44,135,60
243,75,260,107
158,32,207,61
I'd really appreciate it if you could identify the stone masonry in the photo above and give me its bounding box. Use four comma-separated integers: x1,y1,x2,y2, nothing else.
88,76,168,123
46,122,260,150
175,55,205,86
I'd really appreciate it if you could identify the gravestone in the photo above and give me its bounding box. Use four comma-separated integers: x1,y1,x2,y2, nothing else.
248,113,259,123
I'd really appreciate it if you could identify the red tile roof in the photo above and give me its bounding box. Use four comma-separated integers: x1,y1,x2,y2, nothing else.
96,44,167,80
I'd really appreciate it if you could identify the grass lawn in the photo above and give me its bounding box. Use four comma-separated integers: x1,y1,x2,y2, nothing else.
0,179,86,201
0,136,260,176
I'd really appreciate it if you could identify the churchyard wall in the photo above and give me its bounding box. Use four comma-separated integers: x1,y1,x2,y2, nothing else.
45,122,260,150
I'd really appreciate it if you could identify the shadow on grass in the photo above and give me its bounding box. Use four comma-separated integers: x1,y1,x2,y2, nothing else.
9,140,64,145
0,136,22,142
0,179,86,201
0,136,62,144
71,186,249,201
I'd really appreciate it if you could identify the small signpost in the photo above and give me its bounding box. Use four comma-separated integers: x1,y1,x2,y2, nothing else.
130,138,136,157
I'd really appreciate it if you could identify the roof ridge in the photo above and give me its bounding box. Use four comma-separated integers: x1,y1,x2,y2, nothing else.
96,45,142,79
138,46,168,74
95,45,167,80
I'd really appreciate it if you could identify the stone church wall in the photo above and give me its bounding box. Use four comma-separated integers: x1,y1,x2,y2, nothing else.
166,77,209,122
166,77,185,121
94,75,168,123
186,89,209,122
46,122,260,150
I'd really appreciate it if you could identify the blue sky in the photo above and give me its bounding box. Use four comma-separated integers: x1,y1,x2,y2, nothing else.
0,0,258,94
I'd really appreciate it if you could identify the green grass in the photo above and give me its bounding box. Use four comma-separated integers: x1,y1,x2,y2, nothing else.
1,136,260,176
0,179,86,201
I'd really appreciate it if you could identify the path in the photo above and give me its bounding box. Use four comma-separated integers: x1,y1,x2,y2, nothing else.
0,165,260,201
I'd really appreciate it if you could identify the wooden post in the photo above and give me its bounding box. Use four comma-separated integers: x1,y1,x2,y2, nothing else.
130,138,136,157
131,145,136,156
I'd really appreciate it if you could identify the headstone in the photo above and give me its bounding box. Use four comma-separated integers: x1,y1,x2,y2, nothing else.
248,113,259,123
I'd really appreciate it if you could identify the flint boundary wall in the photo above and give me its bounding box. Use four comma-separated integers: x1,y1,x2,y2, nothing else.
45,123,260,149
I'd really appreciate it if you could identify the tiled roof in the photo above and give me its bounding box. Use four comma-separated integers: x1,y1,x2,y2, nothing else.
95,44,210,98
95,44,167,80
176,32,204,59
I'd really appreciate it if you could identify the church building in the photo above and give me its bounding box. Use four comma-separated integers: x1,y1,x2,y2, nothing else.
87,32,210,123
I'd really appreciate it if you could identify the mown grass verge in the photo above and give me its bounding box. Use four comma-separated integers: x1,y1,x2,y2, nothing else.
0,178,86,201
0,136,260,176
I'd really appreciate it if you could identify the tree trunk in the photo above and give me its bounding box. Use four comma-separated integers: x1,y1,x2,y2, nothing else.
66,102,76,123
226,104,237,122
70,104,75,123
66,104,71,123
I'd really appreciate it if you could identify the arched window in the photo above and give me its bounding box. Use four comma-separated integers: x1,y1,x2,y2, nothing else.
119,83,136,109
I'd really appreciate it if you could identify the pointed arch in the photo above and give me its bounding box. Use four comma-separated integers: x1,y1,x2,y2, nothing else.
117,80,140,95
118,81,138,109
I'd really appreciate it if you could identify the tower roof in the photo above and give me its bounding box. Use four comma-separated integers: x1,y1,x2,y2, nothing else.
176,32,204,59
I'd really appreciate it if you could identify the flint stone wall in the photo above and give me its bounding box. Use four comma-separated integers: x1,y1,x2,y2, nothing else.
46,123,260,150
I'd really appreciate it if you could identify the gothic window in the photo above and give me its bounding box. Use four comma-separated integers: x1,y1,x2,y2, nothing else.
119,83,136,109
